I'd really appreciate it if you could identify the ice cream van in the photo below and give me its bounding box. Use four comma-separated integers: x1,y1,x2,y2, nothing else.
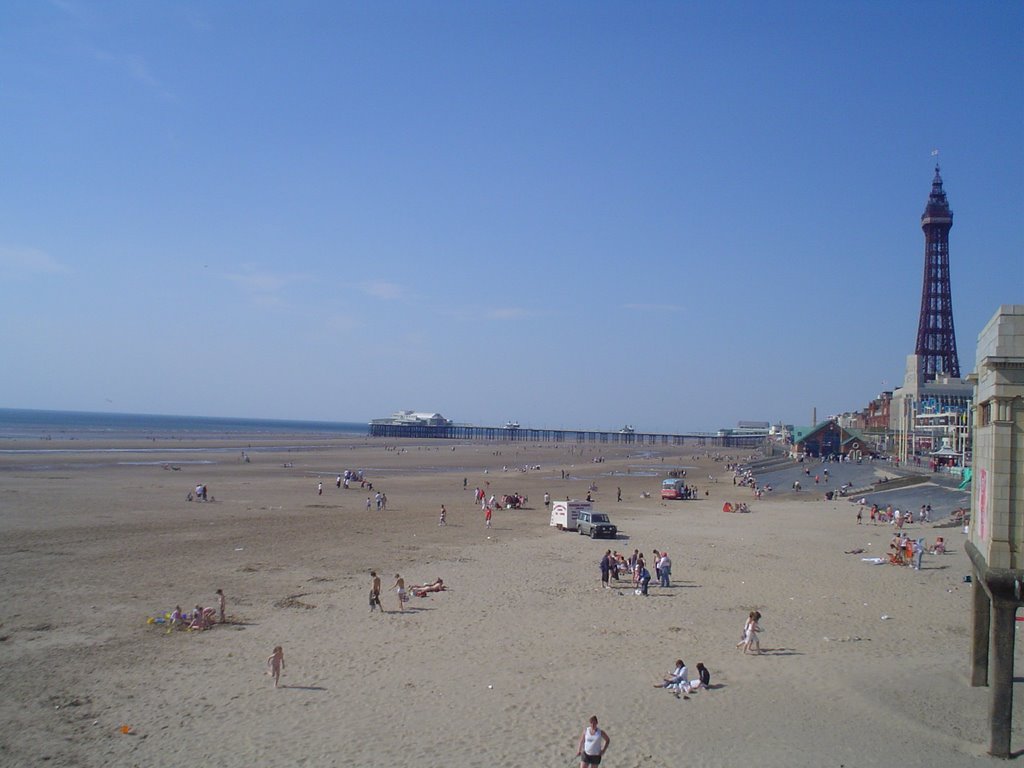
661,478,686,500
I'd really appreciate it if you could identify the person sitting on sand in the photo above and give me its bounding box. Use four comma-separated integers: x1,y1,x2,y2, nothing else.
679,662,711,695
653,660,687,689
168,606,183,631
930,537,946,555
189,605,216,630
189,604,207,630
889,532,903,555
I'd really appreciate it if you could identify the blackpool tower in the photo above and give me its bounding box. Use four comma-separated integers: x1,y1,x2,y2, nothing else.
915,165,960,379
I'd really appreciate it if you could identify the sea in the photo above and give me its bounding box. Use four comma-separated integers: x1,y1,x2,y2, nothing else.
0,408,367,442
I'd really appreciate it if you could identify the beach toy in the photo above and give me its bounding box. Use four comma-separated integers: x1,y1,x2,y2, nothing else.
120,725,132,734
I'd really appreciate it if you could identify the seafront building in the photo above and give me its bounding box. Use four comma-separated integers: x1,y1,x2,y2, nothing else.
787,420,871,460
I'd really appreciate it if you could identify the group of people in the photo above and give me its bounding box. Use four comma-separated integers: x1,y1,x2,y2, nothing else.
499,493,527,509
165,589,226,631
318,470,375,496
187,484,210,502
861,503,933,526
652,659,712,698
599,549,672,594
368,572,447,613
888,533,928,569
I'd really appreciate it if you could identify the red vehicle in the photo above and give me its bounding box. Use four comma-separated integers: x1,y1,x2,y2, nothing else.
661,479,686,500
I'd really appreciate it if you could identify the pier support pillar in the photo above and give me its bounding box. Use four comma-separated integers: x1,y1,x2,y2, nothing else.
989,599,1017,758
970,574,990,687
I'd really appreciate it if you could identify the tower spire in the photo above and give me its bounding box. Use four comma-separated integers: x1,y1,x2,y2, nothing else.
915,165,960,379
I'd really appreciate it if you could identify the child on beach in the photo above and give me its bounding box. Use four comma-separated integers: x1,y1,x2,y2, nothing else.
216,589,226,623
267,646,285,687
189,604,208,630
391,574,406,612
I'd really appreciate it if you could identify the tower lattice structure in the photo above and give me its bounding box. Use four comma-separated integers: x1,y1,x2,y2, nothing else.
915,165,960,379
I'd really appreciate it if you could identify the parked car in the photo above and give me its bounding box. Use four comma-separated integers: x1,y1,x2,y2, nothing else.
577,510,617,539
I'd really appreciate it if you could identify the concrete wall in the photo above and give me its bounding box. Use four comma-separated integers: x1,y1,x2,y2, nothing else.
969,304,1024,570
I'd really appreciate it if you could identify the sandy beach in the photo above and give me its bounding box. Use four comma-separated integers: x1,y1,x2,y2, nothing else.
0,435,1017,767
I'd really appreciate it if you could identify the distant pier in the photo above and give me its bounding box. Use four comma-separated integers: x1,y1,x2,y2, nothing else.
368,423,763,448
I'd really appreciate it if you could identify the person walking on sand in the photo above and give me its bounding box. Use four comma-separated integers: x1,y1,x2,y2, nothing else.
576,715,610,766
485,506,492,528
737,610,762,654
439,505,447,526
216,588,226,623
267,646,285,688
317,481,323,496
369,571,383,612
391,574,406,612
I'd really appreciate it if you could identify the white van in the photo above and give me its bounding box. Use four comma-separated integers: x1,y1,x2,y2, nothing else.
550,499,591,531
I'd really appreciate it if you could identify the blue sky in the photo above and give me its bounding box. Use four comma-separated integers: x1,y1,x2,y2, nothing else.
1,1,1021,432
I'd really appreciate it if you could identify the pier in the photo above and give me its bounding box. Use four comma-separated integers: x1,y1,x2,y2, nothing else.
368,423,763,448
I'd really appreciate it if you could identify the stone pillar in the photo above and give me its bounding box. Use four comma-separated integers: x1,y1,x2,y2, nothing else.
989,600,1017,758
966,305,1024,756
970,576,990,687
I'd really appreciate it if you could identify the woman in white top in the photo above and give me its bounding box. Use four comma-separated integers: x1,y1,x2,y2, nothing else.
736,610,762,654
577,715,610,766
653,660,686,688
